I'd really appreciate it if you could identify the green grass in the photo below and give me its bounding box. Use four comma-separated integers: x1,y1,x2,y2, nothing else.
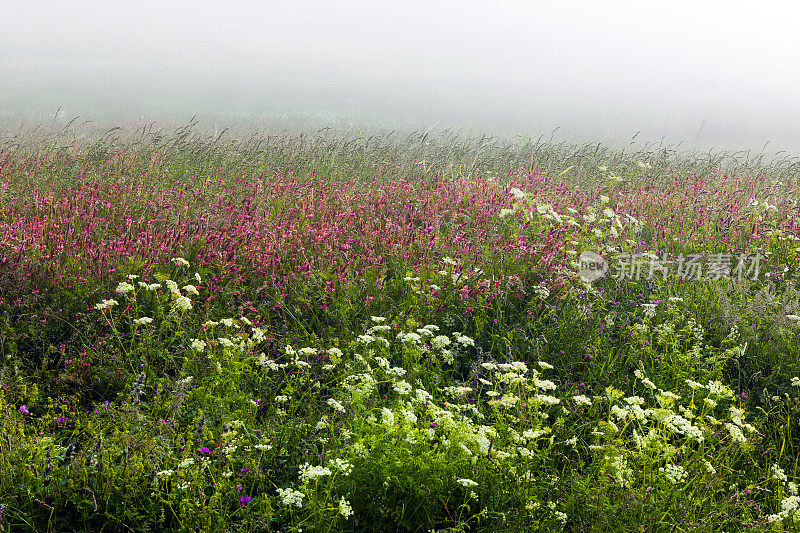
1,123,800,531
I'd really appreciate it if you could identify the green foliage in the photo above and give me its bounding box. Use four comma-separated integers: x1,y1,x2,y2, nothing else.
3,127,800,531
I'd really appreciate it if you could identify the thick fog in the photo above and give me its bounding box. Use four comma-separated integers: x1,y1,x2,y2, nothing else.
2,0,799,153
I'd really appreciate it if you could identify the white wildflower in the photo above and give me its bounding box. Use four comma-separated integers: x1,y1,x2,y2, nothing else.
381,407,395,427
326,398,346,413
573,395,592,406
773,463,788,483
456,335,475,347
218,337,235,348
357,334,375,346
393,380,412,395
277,487,305,508
401,409,417,424
328,347,343,358
329,458,353,476
386,366,407,377
298,463,332,484
173,295,192,311
182,284,199,295
509,187,525,199
339,497,353,518
431,335,451,350
164,280,180,295
726,422,746,443
686,379,704,390
94,299,118,310
115,282,135,294
659,463,687,484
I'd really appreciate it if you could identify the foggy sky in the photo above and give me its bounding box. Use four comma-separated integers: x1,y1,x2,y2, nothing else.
2,0,799,153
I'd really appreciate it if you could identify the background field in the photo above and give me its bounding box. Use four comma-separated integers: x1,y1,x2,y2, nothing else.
1,122,800,531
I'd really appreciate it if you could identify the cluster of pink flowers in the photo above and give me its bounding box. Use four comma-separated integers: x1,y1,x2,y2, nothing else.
1,147,798,299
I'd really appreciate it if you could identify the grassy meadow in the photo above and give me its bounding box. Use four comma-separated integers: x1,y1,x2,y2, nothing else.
2,122,800,531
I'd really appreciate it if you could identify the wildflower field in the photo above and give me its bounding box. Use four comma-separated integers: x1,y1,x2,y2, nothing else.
2,123,800,531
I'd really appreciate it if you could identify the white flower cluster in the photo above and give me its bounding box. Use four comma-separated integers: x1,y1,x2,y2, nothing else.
173,295,193,311
182,284,199,296
277,487,305,508
609,454,632,487
339,497,353,518
659,463,687,485
768,495,800,524
327,347,343,359
455,335,475,347
298,463,332,484
773,463,788,483
573,395,592,406
95,299,118,310
509,187,526,199
431,335,451,350
115,282,135,294
381,407,395,427
633,369,657,390
218,337,235,348
706,381,734,398
398,332,423,344
357,334,375,346
393,380,412,395
165,279,180,295
329,458,353,476
326,398,346,413
725,422,746,443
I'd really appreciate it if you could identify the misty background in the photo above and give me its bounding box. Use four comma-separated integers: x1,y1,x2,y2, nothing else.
2,0,799,154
